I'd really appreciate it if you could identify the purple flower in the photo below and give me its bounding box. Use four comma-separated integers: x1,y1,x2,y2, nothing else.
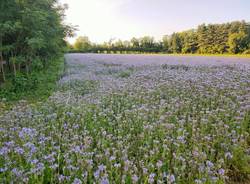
218,168,225,176
206,161,214,168
0,147,9,156
31,162,45,175
98,164,106,171
194,179,202,184
94,170,100,179
58,175,66,182
142,167,148,174
132,175,139,183
109,156,116,161
38,136,47,145
24,142,37,154
5,141,15,147
198,165,205,172
44,153,56,163
156,160,163,168
225,152,233,159
14,147,24,155
72,178,82,184
148,173,156,184
86,159,93,167
0,167,7,172
71,146,81,153
36,163,45,171
30,159,39,164
167,174,175,183
177,136,185,143
100,177,109,184
50,164,58,170
19,127,37,139
12,168,23,177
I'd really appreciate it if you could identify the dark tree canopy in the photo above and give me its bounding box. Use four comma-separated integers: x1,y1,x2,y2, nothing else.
0,0,74,82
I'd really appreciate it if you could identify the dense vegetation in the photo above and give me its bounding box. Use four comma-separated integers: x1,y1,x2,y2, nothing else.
70,21,250,54
0,0,74,100
1,54,249,183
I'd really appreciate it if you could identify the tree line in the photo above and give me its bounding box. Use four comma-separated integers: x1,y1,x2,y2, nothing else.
0,0,74,83
70,21,250,55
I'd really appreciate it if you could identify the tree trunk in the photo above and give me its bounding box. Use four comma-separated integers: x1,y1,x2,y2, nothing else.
25,63,29,75
0,35,5,82
13,61,16,77
11,52,16,77
0,57,5,83
18,63,21,72
25,57,30,75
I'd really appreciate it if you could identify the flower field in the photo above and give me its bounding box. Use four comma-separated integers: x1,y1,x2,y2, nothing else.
0,54,250,184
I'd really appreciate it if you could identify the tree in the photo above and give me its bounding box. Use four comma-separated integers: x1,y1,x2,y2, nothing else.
69,20,250,55
0,0,73,83
228,32,248,54
131,37,140,49
169,33,182,53
180,30,198,54
197,24,209,54
114,40,124,53
74,36,91,52
162,35,170,52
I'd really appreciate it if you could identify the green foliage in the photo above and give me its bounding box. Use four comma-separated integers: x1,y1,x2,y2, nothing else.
181,30,198,53
227,146,250,182
0,0,74,83
162,35,170,52
59,79,98,96
117,68,134,78
70,35,164,54
74,36,91,52
169,33,182,53
69,21,250,55
228,32,248,54
11,73,39,93
0,57,65,101
243,49,250,54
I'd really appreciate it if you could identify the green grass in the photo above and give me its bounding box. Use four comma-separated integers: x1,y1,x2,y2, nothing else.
58,80,98,96
117,68,134,78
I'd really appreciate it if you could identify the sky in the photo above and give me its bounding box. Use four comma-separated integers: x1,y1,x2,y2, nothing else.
59,0,250,43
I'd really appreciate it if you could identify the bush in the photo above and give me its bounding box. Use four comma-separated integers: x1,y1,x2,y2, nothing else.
243,49,250,54
0,57,64,101
11,73,39,93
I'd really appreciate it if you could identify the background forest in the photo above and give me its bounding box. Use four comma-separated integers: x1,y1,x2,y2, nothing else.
71,21,250,54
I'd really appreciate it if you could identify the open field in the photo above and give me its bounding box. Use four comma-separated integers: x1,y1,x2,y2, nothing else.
164,54,250,58
0,54,250,183
131,54,250,59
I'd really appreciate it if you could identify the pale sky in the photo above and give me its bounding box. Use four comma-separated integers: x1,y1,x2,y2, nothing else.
60,0,250,43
